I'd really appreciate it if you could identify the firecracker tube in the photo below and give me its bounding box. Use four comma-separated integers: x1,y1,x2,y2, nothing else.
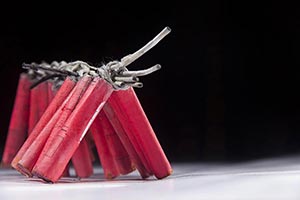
11,77,76,174
1,73,31,167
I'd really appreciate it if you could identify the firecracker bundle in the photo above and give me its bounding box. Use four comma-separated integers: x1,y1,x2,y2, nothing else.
1,27,173,183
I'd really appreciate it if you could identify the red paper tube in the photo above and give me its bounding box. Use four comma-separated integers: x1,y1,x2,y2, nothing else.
85,131,96,162
97,111,134,175
47,81,56,104
1,73,31,167
90,113,120,179
15,76,91,177
12,78,75,173
11,78,75,167
103,103,151,178
71,137,94,178
36,81,49,120
105,88,172,179
28,82,40,135
44,76,92,148
27,81,49,135
101,111,135,175
32,77,113,183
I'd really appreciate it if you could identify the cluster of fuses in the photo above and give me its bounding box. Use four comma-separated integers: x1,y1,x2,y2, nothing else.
1,73,172,183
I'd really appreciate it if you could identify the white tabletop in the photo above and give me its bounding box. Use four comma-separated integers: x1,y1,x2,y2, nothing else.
1,156,300,200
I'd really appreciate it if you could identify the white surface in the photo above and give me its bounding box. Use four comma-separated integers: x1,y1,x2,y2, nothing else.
1,156,300,199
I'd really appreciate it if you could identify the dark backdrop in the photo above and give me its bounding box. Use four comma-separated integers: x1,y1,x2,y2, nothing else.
1,1,300,163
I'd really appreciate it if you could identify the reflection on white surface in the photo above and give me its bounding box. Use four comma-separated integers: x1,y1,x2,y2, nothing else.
1,156,300,199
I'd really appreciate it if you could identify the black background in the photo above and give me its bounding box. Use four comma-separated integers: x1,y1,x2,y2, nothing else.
1,1,300,163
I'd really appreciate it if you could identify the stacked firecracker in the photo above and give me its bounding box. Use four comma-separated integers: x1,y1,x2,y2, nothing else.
1,27,173,183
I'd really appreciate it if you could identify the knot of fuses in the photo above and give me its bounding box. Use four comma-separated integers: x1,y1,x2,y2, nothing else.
23,59,161,90
1,27,173,183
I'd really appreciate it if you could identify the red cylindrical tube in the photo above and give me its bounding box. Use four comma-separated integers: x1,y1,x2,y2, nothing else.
1,73,31,167
90,113,120,179
71,137,94,178
11,78,76,170
47,81,56,104
28,82,40,135
36,81,49,119
100,111,134,175
15,76,91,176
85,131,96,162
105,88,172,179
32,77,113,183
104,103,151,178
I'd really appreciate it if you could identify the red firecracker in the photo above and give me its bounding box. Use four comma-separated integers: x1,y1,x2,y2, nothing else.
105,89,172,179
32,77,113,182
4,26,173,183
1,73,31,167
12,78,76,175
